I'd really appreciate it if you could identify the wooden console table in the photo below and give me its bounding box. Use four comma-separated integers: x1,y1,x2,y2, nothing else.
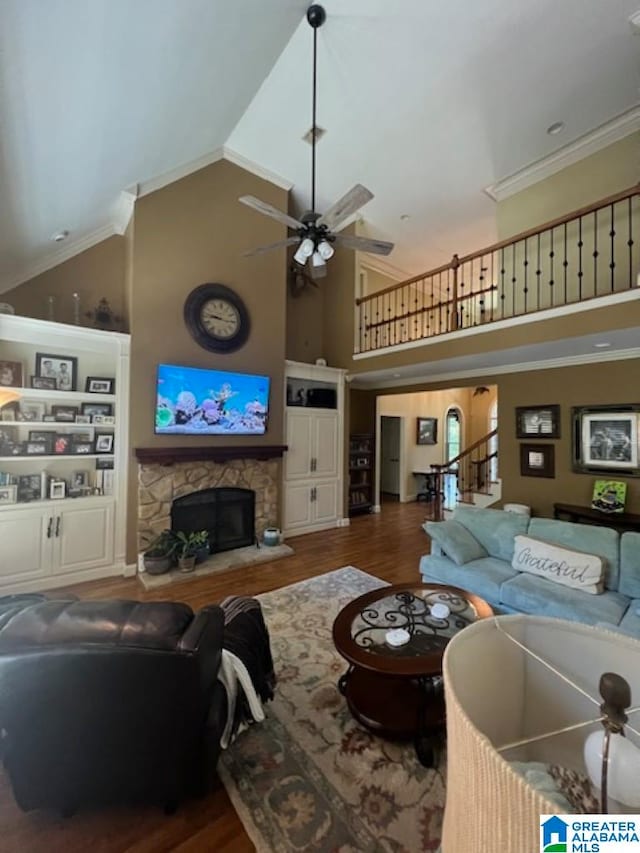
553,502,640,534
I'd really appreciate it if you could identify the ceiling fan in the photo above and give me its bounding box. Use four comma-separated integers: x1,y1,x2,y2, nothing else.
240,3,394,279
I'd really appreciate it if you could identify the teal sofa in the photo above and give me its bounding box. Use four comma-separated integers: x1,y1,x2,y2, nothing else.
419,506,640,637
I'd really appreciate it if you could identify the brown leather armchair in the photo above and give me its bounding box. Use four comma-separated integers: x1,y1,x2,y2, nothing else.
0,596,227,814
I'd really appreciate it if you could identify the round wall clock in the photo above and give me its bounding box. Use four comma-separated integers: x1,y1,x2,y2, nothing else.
183,283,250,353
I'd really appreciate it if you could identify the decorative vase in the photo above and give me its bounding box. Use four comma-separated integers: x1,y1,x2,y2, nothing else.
143,554,172,575
263,527,281,547
195,545,209,564
178,555,196,573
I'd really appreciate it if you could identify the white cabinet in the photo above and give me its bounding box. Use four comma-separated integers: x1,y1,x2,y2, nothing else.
283,361,346,538
0,314,129,593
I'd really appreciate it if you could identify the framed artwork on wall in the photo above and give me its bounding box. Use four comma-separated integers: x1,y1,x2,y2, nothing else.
515,405,560,439
572,404,640,476
520,443,555,478
417,417,437,445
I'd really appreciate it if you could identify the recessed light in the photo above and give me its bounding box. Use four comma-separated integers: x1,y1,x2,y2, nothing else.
400,214,410,221
547,121,565,136
51,230,70,243
594,342,611,349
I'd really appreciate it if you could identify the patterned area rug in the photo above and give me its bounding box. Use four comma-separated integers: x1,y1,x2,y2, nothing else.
218,566,445,852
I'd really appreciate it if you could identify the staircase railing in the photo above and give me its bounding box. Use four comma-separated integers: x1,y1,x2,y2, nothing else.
431,428,498,520
355,184,639,353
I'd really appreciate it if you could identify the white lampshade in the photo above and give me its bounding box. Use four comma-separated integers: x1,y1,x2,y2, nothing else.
584,730,640,809
317,239,334,260
293,237,315,265
311,251,326,269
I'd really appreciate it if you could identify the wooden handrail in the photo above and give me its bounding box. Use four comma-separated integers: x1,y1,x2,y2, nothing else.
356,183,640,306
431,428,497,471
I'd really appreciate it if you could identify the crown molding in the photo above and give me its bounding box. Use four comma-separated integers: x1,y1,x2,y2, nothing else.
350,347,640,390
112,185,138,235
484,105,640,202
138,146,293,198
359,255,411,282
0,223,119,295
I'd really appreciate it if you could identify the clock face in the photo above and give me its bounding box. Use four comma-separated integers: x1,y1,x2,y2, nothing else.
184,283,250,353
200,298,240,339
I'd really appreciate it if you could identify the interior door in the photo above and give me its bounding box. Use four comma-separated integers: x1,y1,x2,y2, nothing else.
380,416,401,495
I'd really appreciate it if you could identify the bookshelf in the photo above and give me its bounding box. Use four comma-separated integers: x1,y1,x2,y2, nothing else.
349,433,373,515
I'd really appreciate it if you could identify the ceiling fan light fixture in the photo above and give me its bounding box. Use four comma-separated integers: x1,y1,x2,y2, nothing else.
294,237,315,264
311,251,326,269
317,239,334,260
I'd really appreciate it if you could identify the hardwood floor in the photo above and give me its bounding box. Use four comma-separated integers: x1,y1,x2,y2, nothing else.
0,502,434,853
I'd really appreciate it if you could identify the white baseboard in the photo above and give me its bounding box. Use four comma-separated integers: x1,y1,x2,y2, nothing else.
123,563,137,577
373,504,382,513
336,517,351,528
0,562,127,596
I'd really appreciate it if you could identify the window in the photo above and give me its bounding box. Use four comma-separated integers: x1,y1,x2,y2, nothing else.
445,407,462,467
489,401,498,482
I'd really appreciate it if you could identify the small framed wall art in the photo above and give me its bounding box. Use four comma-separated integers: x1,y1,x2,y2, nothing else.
417,417,438,445
520,443,555,478
572,404,640,476
515,405,560,439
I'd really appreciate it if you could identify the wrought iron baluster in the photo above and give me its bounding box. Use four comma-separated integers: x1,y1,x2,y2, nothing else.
609,203,615,293
523,238,528,313
593,209,599,297
549,228,555,307
500,248,505,319
629,198,634,288
536,234,541,308
491,250,495,320
563,223,568,304
578,216,584,300
511,243,516,315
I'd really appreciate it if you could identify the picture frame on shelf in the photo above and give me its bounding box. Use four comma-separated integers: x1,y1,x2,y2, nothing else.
416,417,438,446
17,474,41,503
20,402,46,422
52,405,79,422
520,443,555,478
0,406,16,422
95,433,114,454
516,404,560,439
95,456,114,470
85,377,115,394
54,434,71,455
0,426,18,455
25,439,52,455
0,485,18,504
572,404,640,476
74,415,91,424
0,361,23,388
71,471,90,488
35,353,78,392
71,442,94,455
30,375,57,391
81,402,113,418
92,415,115,426
43,415,55,422
28,430,55,442
49,480,66,500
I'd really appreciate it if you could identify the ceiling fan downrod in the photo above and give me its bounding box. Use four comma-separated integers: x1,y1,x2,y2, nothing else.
307,4,326,215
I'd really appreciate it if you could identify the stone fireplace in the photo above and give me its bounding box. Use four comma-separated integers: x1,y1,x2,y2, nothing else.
135,446,285,553
171,486,255,554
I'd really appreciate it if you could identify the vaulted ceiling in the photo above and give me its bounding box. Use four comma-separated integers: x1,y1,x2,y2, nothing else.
1,0,638,291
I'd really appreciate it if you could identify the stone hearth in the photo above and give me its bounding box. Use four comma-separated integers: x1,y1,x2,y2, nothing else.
138,458,279,551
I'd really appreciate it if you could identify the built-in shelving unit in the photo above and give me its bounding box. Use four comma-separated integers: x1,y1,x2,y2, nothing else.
349,433,374,515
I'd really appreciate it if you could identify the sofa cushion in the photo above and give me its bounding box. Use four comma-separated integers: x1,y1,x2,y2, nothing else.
619,533,640,599
419,554,518,608
527,517,620,591
423,520,488,565
500,573,629,627
512,535,604,595
605,597,640,637
452,507,530,562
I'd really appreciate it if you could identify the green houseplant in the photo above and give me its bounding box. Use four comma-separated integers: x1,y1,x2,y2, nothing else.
175,530,209,573
142,530,177,575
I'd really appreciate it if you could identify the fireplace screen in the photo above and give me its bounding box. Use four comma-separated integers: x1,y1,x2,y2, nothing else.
171,487,255,554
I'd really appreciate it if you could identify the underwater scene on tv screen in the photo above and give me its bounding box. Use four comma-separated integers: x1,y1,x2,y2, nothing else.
155,364,269,435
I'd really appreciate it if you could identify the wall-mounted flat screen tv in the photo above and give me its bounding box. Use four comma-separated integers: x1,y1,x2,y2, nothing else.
155,363,270,435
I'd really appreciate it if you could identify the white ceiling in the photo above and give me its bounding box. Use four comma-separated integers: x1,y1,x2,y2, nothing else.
1,0,639,291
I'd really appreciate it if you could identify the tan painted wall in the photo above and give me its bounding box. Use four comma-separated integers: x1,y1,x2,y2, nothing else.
1,236,128,329
126,159,288,561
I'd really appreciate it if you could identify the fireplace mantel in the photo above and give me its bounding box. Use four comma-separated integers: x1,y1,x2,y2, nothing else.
135,445,287,466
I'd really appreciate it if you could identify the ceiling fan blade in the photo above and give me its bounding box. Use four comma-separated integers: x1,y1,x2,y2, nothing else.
243,236,301,257
333,233,394,256
317,184,374,231
239,195,305,231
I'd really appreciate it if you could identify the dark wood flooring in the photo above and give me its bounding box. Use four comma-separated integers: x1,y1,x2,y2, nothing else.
0,501,434,853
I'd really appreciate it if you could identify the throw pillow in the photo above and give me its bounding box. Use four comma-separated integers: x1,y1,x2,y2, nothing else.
511,535,604,595
423,520,488,566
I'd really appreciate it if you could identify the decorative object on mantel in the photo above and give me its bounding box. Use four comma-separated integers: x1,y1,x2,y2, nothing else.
239,4,393,278
85,297,124,331
134,445,287,466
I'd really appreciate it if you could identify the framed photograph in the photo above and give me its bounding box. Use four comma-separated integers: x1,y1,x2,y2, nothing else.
54,434,71,455
20,402,46,422
52,405,79,422
30,375,57,391
25,439,52,455
81,402,113,418
572,405,640,475
71,442,94,455
75,414,92,424
17,474,41,503
520,443,555,478
28,429,55,442
35,353,78,391
591,480,627,514
0,485,18,504
85,377,115,394
95,456,114,470
92,415,115,426
71,471,90,488
0,406,16,422
417,417,438,445
95,433,114,454
0,360,23,388
0,426,18,455
516,405,560,439
50,480,66,500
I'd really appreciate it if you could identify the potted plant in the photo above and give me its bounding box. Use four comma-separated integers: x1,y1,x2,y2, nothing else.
142,530,177,575
175,530,209,573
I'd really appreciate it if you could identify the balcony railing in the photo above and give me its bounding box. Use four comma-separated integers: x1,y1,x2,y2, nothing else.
355,185,639,354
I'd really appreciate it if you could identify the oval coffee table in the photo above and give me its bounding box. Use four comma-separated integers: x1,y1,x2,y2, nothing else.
332,582,493,766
